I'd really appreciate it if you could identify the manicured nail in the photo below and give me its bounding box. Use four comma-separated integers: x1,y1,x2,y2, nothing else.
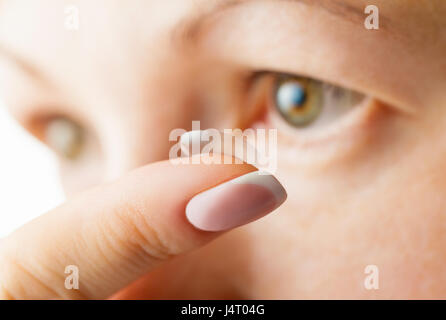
186,171,287,231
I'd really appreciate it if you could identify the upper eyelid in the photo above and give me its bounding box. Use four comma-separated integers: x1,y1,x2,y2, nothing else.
247,71,414,117
251,70,358,94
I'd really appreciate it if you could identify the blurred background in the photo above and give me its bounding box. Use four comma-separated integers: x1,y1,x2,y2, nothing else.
0,100,64,237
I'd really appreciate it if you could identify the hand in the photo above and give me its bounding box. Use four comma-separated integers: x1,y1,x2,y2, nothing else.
0,155,286,299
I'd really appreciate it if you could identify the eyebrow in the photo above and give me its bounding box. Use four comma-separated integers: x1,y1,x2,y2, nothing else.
176,0,378,45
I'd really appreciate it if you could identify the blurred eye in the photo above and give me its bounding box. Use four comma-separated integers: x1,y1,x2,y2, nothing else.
44,117,84,160
271,74,365,129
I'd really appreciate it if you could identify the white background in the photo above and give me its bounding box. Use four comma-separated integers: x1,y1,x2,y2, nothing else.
0,101,65,237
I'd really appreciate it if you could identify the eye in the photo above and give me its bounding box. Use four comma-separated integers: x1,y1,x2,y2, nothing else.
275,76,322,127
271,74,366,129
44,117,84,160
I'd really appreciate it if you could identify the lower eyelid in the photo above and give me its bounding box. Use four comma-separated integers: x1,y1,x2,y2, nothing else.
259,99,390,170
265,97,381,149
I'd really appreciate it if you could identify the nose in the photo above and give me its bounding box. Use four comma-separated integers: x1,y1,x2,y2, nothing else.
86,59,242,185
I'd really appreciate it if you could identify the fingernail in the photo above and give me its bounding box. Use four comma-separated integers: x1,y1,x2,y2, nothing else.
186,171,287,231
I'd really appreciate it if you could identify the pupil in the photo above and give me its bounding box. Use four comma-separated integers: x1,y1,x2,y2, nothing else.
292,86,306,107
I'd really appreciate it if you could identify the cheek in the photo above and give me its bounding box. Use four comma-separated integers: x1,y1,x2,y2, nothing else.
274,105,446,297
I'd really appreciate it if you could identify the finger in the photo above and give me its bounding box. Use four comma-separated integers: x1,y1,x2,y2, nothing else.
0,154,286,299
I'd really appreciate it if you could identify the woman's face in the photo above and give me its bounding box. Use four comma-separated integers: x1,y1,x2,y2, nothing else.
1,0,445,298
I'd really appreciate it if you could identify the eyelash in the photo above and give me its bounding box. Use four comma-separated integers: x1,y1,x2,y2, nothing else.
244,70,375,144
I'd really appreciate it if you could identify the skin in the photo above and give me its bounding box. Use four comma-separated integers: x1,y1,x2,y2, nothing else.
0,0,446,299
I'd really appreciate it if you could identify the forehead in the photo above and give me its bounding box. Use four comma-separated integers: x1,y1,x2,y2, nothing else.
0,0,442,34
0,0,443,84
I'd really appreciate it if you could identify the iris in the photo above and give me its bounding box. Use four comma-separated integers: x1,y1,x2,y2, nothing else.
274,77,323,127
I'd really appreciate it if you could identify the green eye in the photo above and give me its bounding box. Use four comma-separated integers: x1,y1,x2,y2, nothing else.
44,118,84,160
273,75,365,128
